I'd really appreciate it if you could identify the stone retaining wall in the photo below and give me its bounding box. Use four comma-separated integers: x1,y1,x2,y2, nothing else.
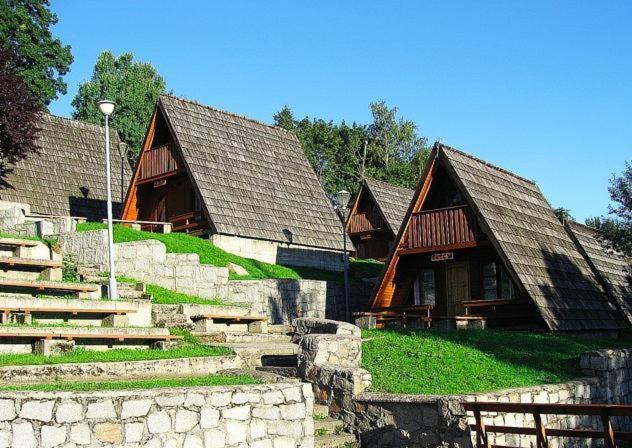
0,382,314,447
343,348,632,447
0,356,243,384
60,231,376,324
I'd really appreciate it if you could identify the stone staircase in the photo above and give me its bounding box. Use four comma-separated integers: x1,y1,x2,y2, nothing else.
314,403,357,447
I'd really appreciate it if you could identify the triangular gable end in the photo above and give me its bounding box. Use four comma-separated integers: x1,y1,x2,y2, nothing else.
122,103,215,235
370,142,624,332
370,146,537,320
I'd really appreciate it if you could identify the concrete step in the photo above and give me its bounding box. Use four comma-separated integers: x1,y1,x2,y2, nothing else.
154,312,194,330
255,366,298,378
194,331,292,344
0,257,62,281
268,324,292,335
205,342,298,368
314,404,330,418
315,417,343,434
315,433,357,448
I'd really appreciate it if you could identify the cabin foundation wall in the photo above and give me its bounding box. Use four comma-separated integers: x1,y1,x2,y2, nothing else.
210,234,345,272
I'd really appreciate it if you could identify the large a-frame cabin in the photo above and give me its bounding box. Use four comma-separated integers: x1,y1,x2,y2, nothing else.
369,143,625,332
346,179,413,261
122,95,345,271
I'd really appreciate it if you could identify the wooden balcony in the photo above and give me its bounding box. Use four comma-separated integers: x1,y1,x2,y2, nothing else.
139,143,181,182
171,211,207,233
401,205,485,254
347,211,387,235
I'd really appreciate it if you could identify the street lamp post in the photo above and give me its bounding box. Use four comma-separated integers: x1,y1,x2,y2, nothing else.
97,100,118,300
336,190,352,322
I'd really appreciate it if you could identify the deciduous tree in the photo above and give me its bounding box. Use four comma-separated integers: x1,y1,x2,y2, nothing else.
0,0,73,105
0,48,40,173
71,51,166,159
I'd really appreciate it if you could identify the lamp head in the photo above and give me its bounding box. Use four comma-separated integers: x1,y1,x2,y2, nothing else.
97,100,115,116
336,190,351,210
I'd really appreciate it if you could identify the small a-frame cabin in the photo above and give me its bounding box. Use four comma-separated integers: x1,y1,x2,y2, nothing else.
122,95,345,270
346,179,413,260
369,143,625,332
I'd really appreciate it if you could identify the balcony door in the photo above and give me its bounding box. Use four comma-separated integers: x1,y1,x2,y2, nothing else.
446,262,469,316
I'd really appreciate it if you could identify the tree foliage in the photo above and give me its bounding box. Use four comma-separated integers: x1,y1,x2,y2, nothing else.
553,207,574,223
0,48,40,172
274,101,429,198
586,161,632,256
0,0,73,106
71,51,166,159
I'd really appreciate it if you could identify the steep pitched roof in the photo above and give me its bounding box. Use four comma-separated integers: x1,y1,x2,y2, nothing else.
0,114,131,220
364,178,414,235
438,144,623,331
158,95,343,251
372,142,624,331
565,221,632,323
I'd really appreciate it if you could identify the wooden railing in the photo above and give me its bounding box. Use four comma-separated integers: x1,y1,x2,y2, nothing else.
139,143,180,180
171,211,205,233
406,205,483,250
347,211,386,234
464,401,632,448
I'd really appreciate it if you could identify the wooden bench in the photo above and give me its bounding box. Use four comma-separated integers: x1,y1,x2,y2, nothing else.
0,306,136,326
354,305,433,329
191,314,268,333
0,332,180,342
0,257,62,269
0,279,100,298
0,238,39,248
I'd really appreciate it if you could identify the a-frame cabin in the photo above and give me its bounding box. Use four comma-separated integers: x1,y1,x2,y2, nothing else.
369,143,625,332
346,179,413,261
122,95,346,271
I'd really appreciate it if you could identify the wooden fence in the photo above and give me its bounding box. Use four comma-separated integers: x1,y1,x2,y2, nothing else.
464,401,632,448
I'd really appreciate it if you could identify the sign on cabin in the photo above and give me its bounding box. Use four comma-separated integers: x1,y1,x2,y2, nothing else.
431,252,454,262
154,179,167,188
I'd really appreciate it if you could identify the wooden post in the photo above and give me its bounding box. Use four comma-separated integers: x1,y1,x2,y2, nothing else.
534,411,549,448
473,409,490,448
602,410,615,448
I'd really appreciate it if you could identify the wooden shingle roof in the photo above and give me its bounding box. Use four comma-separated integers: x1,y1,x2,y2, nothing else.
0,114,131,220
438,143,623,331
565,221,632,324
364,178,414,235
159,95,343,251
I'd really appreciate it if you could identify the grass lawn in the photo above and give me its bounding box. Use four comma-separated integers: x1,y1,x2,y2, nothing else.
362,329,632,395
0,329,232,367
0,374,261,392
77,222,383,281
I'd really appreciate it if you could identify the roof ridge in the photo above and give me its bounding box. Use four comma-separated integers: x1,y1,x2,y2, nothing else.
42,112,112,133
160,94,297,137
437,142,536,185
365,177,415,193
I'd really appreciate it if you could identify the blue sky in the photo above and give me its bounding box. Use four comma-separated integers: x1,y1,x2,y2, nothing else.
49,1,631,221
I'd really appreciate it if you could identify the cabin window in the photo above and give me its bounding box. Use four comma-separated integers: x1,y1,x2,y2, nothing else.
482,262,497,300
482,262,515,300
499,267,515,299
413,268,435,306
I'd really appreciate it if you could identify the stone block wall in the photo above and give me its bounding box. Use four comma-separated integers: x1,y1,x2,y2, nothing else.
343,348,632,448
211,234,345,272
0,383,315,447
60,230,376,324
0,200,76,238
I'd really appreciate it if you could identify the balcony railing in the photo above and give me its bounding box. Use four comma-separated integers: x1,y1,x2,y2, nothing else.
347,211,387,234
171,210,206,233
405,205,483,250
139,143,180,181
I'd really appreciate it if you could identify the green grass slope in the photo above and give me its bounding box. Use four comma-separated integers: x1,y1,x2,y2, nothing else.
77,222,383,281
362,329,632,395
